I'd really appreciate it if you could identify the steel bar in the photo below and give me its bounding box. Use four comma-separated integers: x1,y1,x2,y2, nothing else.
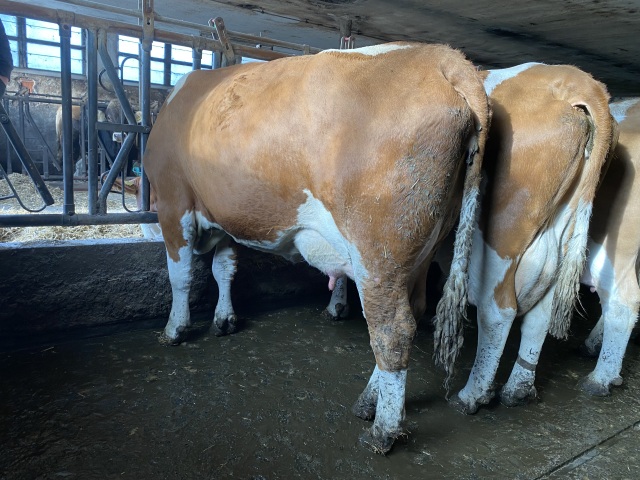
23,101,62,171
0,103,54,206
139,0,153,212
87,28,99,215
0,212,158,227
97,131,137,213
59,22,75,215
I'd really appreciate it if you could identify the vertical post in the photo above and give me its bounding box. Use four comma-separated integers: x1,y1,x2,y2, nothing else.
139,0,154,211
192,47,202,70
59,22,75,215
87,29,99,215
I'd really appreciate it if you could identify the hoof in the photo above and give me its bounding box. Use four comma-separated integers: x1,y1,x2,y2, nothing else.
211,314,238,337
578,375,611,397
448,393,480,415
358,426,402,455
500,384,538,407
578,342,600,358
325,303,350,321
352,395,376,421
158,330,186,346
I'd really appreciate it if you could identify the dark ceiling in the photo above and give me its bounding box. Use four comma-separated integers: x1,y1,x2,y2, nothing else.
34,0,640,98
212,0,640,97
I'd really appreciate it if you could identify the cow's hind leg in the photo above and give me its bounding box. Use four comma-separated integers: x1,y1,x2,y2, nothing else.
356,290,415,454
579,281,639,395
451,297,517,414
211,236,238,336
581,316,604,357
500,286,554,407
161,211,197,345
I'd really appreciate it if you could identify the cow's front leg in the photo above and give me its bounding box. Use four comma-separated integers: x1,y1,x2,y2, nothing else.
356,298,415,454
161,213,196,345
452,298,516,414
326,275,349,320
500,286,553,407
211,236,238,336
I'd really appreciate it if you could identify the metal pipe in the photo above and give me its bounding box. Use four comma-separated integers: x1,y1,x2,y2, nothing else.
0,212,158,227
97,131,137,213
0,103,55,206
0,1,300,61
139,0,153,212
87,28,99,215
59,22,75,215
23,100,62,171
98,33,137,126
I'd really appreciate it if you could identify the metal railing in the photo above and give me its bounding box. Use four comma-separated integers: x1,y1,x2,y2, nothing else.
0,0,321,228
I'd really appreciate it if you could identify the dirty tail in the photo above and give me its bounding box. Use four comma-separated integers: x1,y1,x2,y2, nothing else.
433,59,491,392
548,77,618,339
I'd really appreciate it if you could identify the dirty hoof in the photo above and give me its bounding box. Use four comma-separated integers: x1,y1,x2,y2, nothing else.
211,314,238,337
158,331,186,346
578,342,600,358
500,384,537,407
325,303,350,321
352,395,376,421
448,393,479,415
358,426,401,455
578,374,611,396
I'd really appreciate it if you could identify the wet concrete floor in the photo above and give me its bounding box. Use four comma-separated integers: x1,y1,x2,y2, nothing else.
1,296,640,480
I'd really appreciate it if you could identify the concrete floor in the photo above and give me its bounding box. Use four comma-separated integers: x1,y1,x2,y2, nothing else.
1,294,639,479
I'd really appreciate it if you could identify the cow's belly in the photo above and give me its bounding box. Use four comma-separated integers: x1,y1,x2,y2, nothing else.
195,189,362,283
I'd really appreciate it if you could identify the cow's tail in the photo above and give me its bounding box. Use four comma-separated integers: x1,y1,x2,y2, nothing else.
433,58,491,392
548,75,618,339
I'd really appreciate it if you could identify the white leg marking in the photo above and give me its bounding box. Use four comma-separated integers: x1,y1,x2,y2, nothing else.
457,299,516,412
371,369,407,436
212,238,237,332
164,244,194,341
589,299,637,388
584,317,604,355
501,286,554,406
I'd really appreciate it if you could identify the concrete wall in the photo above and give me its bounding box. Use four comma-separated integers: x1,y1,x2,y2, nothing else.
0,239,329,349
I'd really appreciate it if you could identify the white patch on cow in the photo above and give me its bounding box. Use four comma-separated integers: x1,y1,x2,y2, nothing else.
320,43,412,57
514,204,574,313
295,189,365,282
165,71,193,106
164,212,196,340
585,239,615,295
141,223,163,240
372,368,407,435
467,218,512,308
484,63,541,96
610,98,640,123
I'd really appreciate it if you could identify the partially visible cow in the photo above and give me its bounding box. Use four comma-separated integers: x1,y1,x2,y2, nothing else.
54,105,107,175
108,174,162,239
433,63,617,413
145,42,491,453
579,98,640,395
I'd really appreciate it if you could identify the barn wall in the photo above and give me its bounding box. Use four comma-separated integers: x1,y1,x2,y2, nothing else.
0,239,329,349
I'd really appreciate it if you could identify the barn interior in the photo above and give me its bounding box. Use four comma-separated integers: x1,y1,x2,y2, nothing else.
1,0,640,478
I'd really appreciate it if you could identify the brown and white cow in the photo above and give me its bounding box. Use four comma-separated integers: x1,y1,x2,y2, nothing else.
579,98,640,395
144,42,490,453
433,63,617,413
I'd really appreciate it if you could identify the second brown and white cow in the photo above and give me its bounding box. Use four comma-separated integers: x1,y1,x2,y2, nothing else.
580,98,640,395
144,42,490,453
433,63,617,412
